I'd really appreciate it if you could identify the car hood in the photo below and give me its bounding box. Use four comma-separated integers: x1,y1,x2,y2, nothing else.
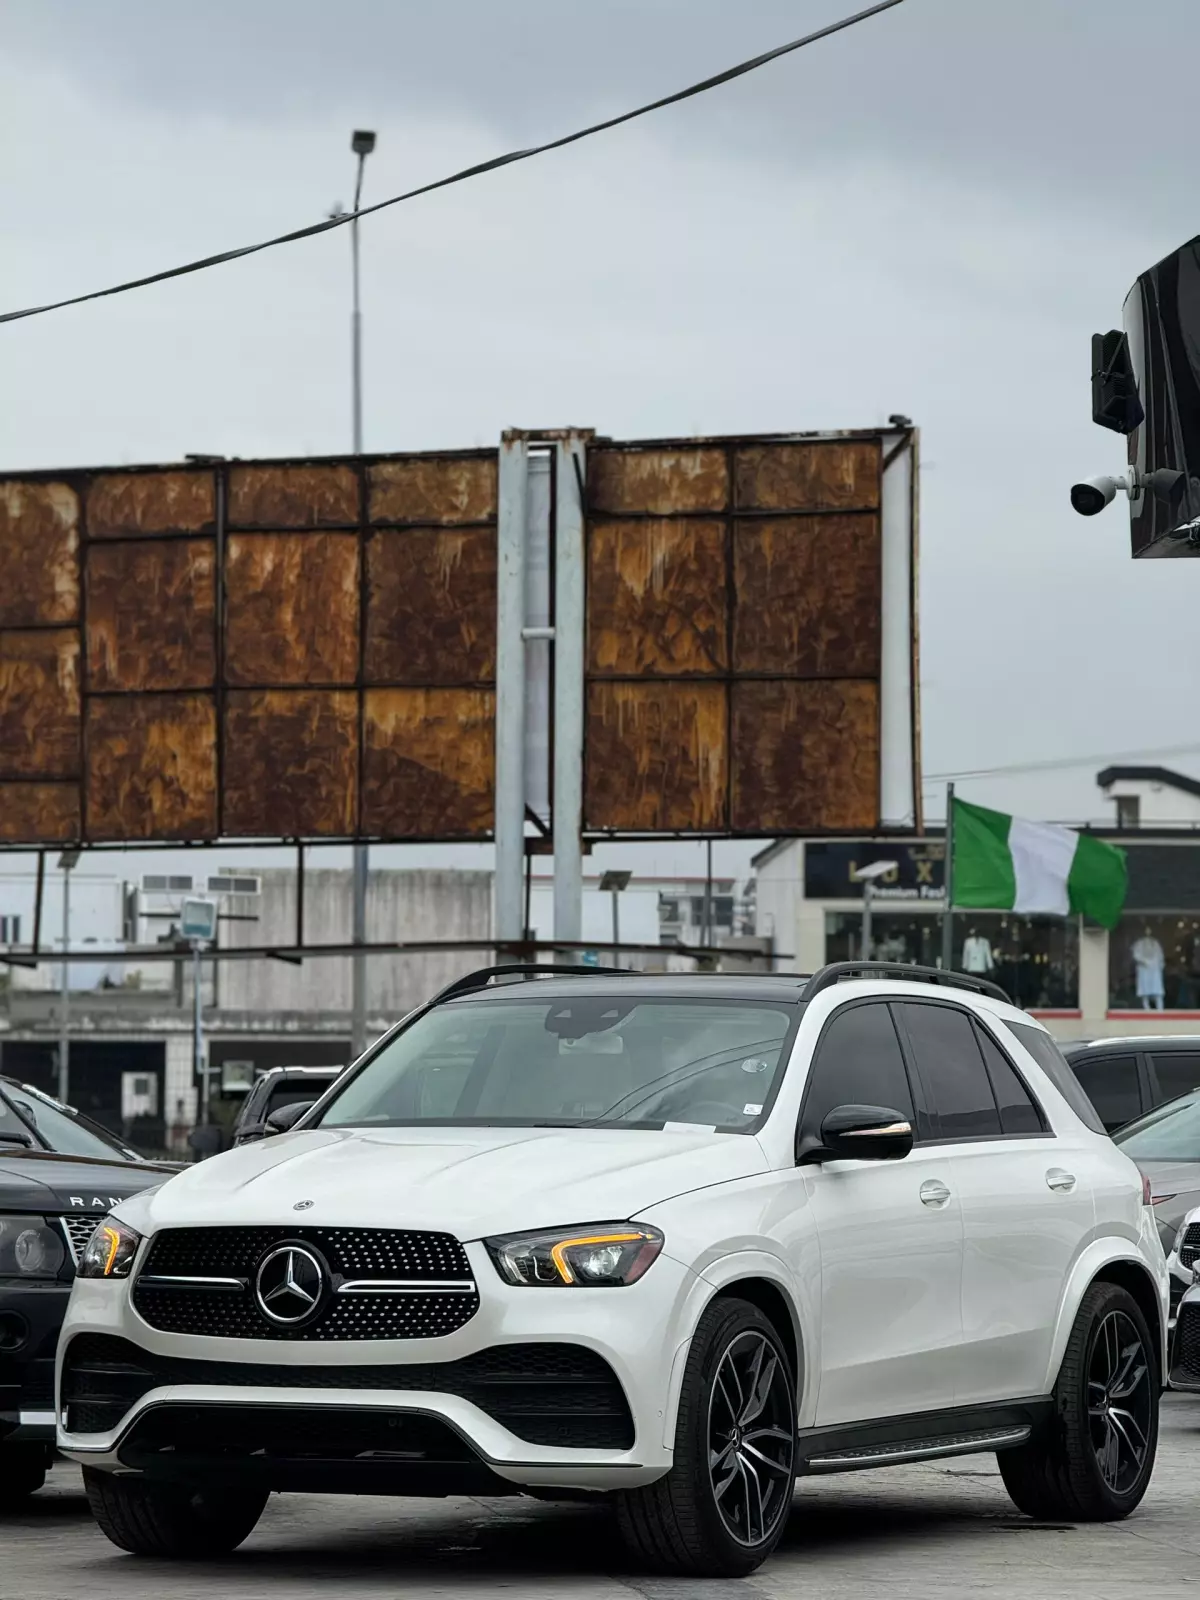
128,1125,769,1239
0,1148,174,1214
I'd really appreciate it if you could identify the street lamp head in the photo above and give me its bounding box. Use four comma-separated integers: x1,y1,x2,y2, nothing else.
852,860,899,883
599,870,632,894
57,849,81,872
351,129,377,157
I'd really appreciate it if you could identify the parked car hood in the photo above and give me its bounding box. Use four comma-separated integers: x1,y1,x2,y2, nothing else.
0,1148,174,1215
127,1125,769,1239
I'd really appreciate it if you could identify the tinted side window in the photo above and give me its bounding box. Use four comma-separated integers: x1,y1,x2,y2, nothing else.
1009,1022,1106,1134
801,1003,915,1135
898,1003,1001,1140
974,1024,1047,1136
1151,1052,1200,1107
1070,1054,1141,1133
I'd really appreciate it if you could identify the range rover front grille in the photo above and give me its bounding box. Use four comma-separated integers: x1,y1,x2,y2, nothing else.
131,1226,479,1342
62,1333,635,1448
59,1214,104,1265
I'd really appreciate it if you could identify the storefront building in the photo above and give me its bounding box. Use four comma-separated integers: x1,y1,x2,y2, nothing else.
754,790,1200,1042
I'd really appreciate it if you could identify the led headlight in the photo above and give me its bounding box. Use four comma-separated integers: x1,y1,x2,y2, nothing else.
78,1217,142,1279
0,1215,66,1279
485,1223,664,1287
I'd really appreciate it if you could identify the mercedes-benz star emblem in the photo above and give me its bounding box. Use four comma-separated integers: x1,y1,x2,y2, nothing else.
293,1200,314,1211
254,1244,326,1325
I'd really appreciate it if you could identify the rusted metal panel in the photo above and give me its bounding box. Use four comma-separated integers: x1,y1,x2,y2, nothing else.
734,440,880,512
0,782,79,843
86,470,215,537
228,463,359,528
223,690,357,837
0,630,80,777
86,539,215,692
585,681,727,832
365,528,496,685
588,447,729,515
731,680,879,832
368,456,497,525
224,533,359,686
587,520,727,677
0,482,79,626
733,514,880,677
85,694,218,840
362,688,494,838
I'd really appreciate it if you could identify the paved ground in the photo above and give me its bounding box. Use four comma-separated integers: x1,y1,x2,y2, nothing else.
6,1396,1199,1599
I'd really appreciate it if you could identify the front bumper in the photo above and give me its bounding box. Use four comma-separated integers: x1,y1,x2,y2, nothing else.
57,1240,701,1494
1,1282,69,1446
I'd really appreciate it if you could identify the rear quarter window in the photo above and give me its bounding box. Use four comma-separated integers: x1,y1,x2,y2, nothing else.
1008,1022,1107,1135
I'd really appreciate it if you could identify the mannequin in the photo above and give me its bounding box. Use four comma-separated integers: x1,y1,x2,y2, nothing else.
961,926,994,975
1131,926,1166,1011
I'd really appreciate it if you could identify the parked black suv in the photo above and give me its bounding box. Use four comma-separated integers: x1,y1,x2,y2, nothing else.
231,1065,343,1145
0,1078,172,1504
1060,1036,1200,1134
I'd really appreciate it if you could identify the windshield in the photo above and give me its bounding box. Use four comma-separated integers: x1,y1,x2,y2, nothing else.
317,996,799,1134
1114,1089,1200,1162
2,1084,141,1162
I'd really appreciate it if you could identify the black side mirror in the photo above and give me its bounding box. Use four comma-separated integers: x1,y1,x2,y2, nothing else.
186,1124,223,1157
264,1101,315,1136
0,1130,35,1148
798,1103,913,1165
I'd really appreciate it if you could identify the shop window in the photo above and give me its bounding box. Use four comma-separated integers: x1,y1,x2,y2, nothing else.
823,911,1078,1008
1108,915,1200,1011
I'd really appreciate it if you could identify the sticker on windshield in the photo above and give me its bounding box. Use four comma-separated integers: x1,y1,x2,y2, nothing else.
743,1103,763,1116
740,1057,770,1074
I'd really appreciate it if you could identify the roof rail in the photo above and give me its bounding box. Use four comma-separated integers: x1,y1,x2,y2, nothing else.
432,962,634,1004
802,961,1012,1006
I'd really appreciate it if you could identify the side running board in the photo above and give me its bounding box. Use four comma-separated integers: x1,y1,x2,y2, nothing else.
804,1425,1031,1475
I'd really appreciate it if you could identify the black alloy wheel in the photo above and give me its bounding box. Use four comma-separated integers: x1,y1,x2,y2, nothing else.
1087,1309,1152,1495
706,1328,796,1548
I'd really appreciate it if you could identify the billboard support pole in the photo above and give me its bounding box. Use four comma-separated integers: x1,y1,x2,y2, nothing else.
553,435,586,955
942,781,956,971
496,436,530,953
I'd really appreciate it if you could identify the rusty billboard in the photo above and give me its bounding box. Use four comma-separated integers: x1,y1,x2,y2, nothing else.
0,427,917,848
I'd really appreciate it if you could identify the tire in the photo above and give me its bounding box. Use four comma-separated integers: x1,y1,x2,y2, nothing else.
616,1297,796,1577
83,1469,268,1557
0,1448,47,1506
999,1280,1159,1522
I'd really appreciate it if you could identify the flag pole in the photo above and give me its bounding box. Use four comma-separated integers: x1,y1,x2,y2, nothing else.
941,781,955,971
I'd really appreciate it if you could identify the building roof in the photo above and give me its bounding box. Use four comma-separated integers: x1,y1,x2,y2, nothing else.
1096,765,1200,800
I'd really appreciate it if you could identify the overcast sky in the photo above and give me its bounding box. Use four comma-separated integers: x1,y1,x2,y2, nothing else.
3,0,1199,901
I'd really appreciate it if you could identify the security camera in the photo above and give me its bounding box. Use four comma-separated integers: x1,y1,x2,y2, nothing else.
1070,474,1128,516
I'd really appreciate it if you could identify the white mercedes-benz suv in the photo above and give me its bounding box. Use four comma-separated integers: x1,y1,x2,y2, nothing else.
58,963,1167,1577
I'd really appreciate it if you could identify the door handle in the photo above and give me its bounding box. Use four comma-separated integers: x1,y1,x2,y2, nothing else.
1046,1168,1077,1192
919,1178,951,1208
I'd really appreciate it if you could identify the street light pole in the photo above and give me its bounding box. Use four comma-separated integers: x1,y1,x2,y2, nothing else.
852,860,899,966
349,128,376,1064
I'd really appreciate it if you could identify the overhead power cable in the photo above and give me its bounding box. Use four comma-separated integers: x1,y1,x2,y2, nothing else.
0,0,904,326
923,741,1200,785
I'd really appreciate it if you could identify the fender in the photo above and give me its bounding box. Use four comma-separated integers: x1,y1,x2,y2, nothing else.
1042,1233,1169,1394
659,1247,816,1449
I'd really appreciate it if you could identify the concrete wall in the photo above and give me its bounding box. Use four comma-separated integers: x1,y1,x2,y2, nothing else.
219,868,492,1018
1100,778,1200,826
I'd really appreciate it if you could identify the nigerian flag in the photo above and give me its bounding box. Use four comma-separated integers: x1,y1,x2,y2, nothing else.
952,797,1127,929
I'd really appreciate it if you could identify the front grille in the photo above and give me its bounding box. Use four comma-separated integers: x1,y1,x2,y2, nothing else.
1172,1303,1200,1386
59,1214,104,1265
132,1226,479,1342
1179,1224,1200,1270
63,1332,635,1449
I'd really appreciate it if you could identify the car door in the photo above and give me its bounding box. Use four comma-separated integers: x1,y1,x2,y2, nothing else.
894,1001,1094,1407
1068,1051,1144,1133
800,998,964,1426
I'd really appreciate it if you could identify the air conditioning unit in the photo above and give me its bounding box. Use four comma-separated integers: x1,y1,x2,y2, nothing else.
207,874,261,897
140,874,194,894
